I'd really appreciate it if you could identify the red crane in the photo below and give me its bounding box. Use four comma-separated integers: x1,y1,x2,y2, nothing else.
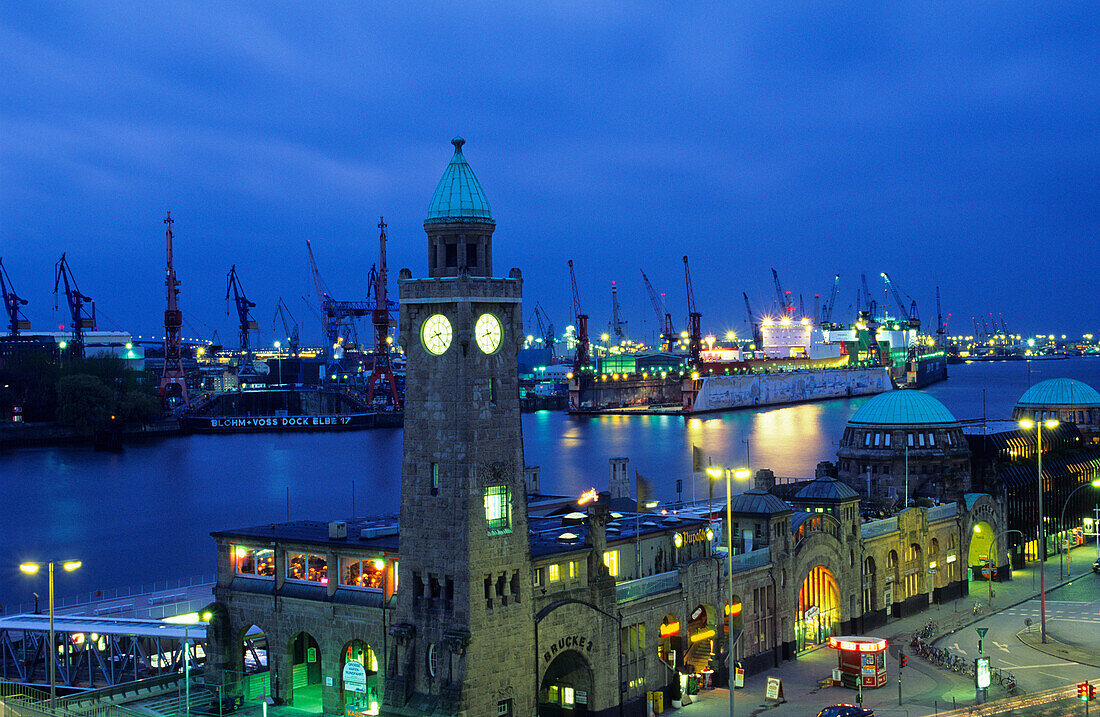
365,217,400,408
683,256,701,366
158,212,190,409
568,260,589,375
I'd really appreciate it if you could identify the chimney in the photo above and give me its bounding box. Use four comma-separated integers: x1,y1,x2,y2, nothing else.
754,469,775,491
609,457,629,501
524,465,541,496
586,491,611,577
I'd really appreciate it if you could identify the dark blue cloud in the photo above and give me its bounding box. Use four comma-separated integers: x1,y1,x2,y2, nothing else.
1,1,1097,344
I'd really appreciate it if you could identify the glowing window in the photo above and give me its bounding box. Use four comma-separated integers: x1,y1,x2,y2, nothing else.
568,560,577,579
341,557,386,590
484,485,512,535
603,550,621,577
548,564,560,582
287,553,328,584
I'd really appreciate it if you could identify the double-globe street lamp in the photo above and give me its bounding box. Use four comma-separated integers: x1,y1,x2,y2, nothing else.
1018,417,1058,644
706,466,751,717
1058,478,1100,579
19,560,82,702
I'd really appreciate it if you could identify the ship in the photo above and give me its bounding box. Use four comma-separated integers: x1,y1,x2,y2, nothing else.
567,315,946,415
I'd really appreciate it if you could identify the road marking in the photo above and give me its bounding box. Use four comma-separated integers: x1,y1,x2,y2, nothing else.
1005,663,1074,670
1049,617,1100,623
1041,671,1063,680
951,642,967,656
992,641,1010,653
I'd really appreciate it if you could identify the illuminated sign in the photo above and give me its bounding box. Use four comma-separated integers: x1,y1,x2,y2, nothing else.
828,636,887,653
542,635,594,664
975,656,991,689
188,414,368,431
675,527,714,547
689,628,716,643
578,489,598,505
659,621,680,638
726,602,742,616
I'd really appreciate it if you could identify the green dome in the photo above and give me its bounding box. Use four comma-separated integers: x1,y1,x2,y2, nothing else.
1017,378,1100,407
849,390,958,426
425,137,494,225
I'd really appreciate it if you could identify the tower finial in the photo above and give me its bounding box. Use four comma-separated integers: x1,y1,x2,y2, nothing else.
451,136,465,153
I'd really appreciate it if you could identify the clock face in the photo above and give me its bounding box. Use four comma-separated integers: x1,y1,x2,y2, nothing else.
475,313,503,354
421,314,453,355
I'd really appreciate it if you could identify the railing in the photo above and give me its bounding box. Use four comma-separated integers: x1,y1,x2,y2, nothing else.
6,575,215,618
0,682,146,717
861,517,898,539
729,548,771,572
616,570,680,603
927,503,957,522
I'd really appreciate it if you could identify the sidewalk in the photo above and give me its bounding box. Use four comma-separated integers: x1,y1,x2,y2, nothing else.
665,543,1100,717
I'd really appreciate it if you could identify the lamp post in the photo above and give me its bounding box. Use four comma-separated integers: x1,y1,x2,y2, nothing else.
273,341,282,386
19,560,82,703
707,466,751,717
1058,479,1100,579
1019,417,1058,643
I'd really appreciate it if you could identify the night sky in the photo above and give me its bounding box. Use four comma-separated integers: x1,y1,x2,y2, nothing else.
3,2,1098,345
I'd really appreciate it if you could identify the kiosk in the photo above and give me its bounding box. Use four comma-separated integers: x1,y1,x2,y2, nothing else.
828,636,888,688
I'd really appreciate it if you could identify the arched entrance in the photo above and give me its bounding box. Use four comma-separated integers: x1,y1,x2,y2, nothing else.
796,566,840,652
341,640,380,716
969,521,996,580
685,604,718,673
288,632,322,711
658,614,680,669
539,650,593,716
233,624,271,702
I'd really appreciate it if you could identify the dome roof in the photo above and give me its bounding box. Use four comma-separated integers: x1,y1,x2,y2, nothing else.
425,137,494,226
728,488,792,516
1016,378,1100,408
849,390,957,426
794,476,860,502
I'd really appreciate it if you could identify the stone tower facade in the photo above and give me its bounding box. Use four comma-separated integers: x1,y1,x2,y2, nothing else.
385,138,534,716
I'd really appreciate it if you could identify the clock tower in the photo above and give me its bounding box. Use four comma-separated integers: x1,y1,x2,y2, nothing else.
385,138,533,716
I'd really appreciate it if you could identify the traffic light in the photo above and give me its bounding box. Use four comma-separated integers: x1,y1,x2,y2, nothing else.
1079,682,1090,701
1089,683,1097,702
900,653,907,669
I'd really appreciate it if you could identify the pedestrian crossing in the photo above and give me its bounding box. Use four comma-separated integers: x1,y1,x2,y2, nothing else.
1000,601,1100,623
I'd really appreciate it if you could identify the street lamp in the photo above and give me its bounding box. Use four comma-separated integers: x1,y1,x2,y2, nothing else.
1058,478,1100,579
273,341,282,386
708,466,751,717
19,560,82,702
1018,417,1058,643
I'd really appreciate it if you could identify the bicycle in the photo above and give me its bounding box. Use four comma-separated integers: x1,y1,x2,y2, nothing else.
973,601,985,616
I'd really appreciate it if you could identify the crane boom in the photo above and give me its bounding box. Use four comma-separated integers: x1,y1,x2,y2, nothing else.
743,292,762,346
274,297,300,356
822,274,839,326
0,258,30,335
225,265,258,377
935,287,945,345
608,281,628,342
683,256,701,365
53,253,96,359
771,268,787,316
158,212,190,408
365,218,400,408
640,269,675,352
568,260,589,374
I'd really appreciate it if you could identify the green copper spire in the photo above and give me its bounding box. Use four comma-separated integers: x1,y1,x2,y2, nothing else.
425,137,494,225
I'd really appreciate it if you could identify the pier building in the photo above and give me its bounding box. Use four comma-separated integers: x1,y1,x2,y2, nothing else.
836,390,972,505
1012,377,1100,440
203,139,999,716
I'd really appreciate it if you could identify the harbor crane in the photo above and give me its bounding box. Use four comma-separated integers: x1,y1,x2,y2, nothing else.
226,265,259,378
881,272,920,329
274,297,300,356
860,274,873,317
158,212,190,409
0,258,30,335
771,268,794,317
821,274,839,326
53,253,96,359
568,260,590,375
683,256,701,365
608,281,628,343
306,239,375,384
935,287,946,346
743,292,762,346
364,218,400,409
641,269,675,352
529,302,556,362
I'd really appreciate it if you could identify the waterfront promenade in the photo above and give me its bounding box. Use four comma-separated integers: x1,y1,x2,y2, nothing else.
674,543,1100,717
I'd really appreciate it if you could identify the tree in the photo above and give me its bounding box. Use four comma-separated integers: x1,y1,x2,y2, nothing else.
117,389,159,425
55,374,114,434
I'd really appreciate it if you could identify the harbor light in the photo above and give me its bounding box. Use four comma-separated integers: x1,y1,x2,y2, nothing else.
18,563,39,574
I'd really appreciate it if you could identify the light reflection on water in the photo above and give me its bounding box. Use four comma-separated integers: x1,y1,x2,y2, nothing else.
1,359,1098,610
